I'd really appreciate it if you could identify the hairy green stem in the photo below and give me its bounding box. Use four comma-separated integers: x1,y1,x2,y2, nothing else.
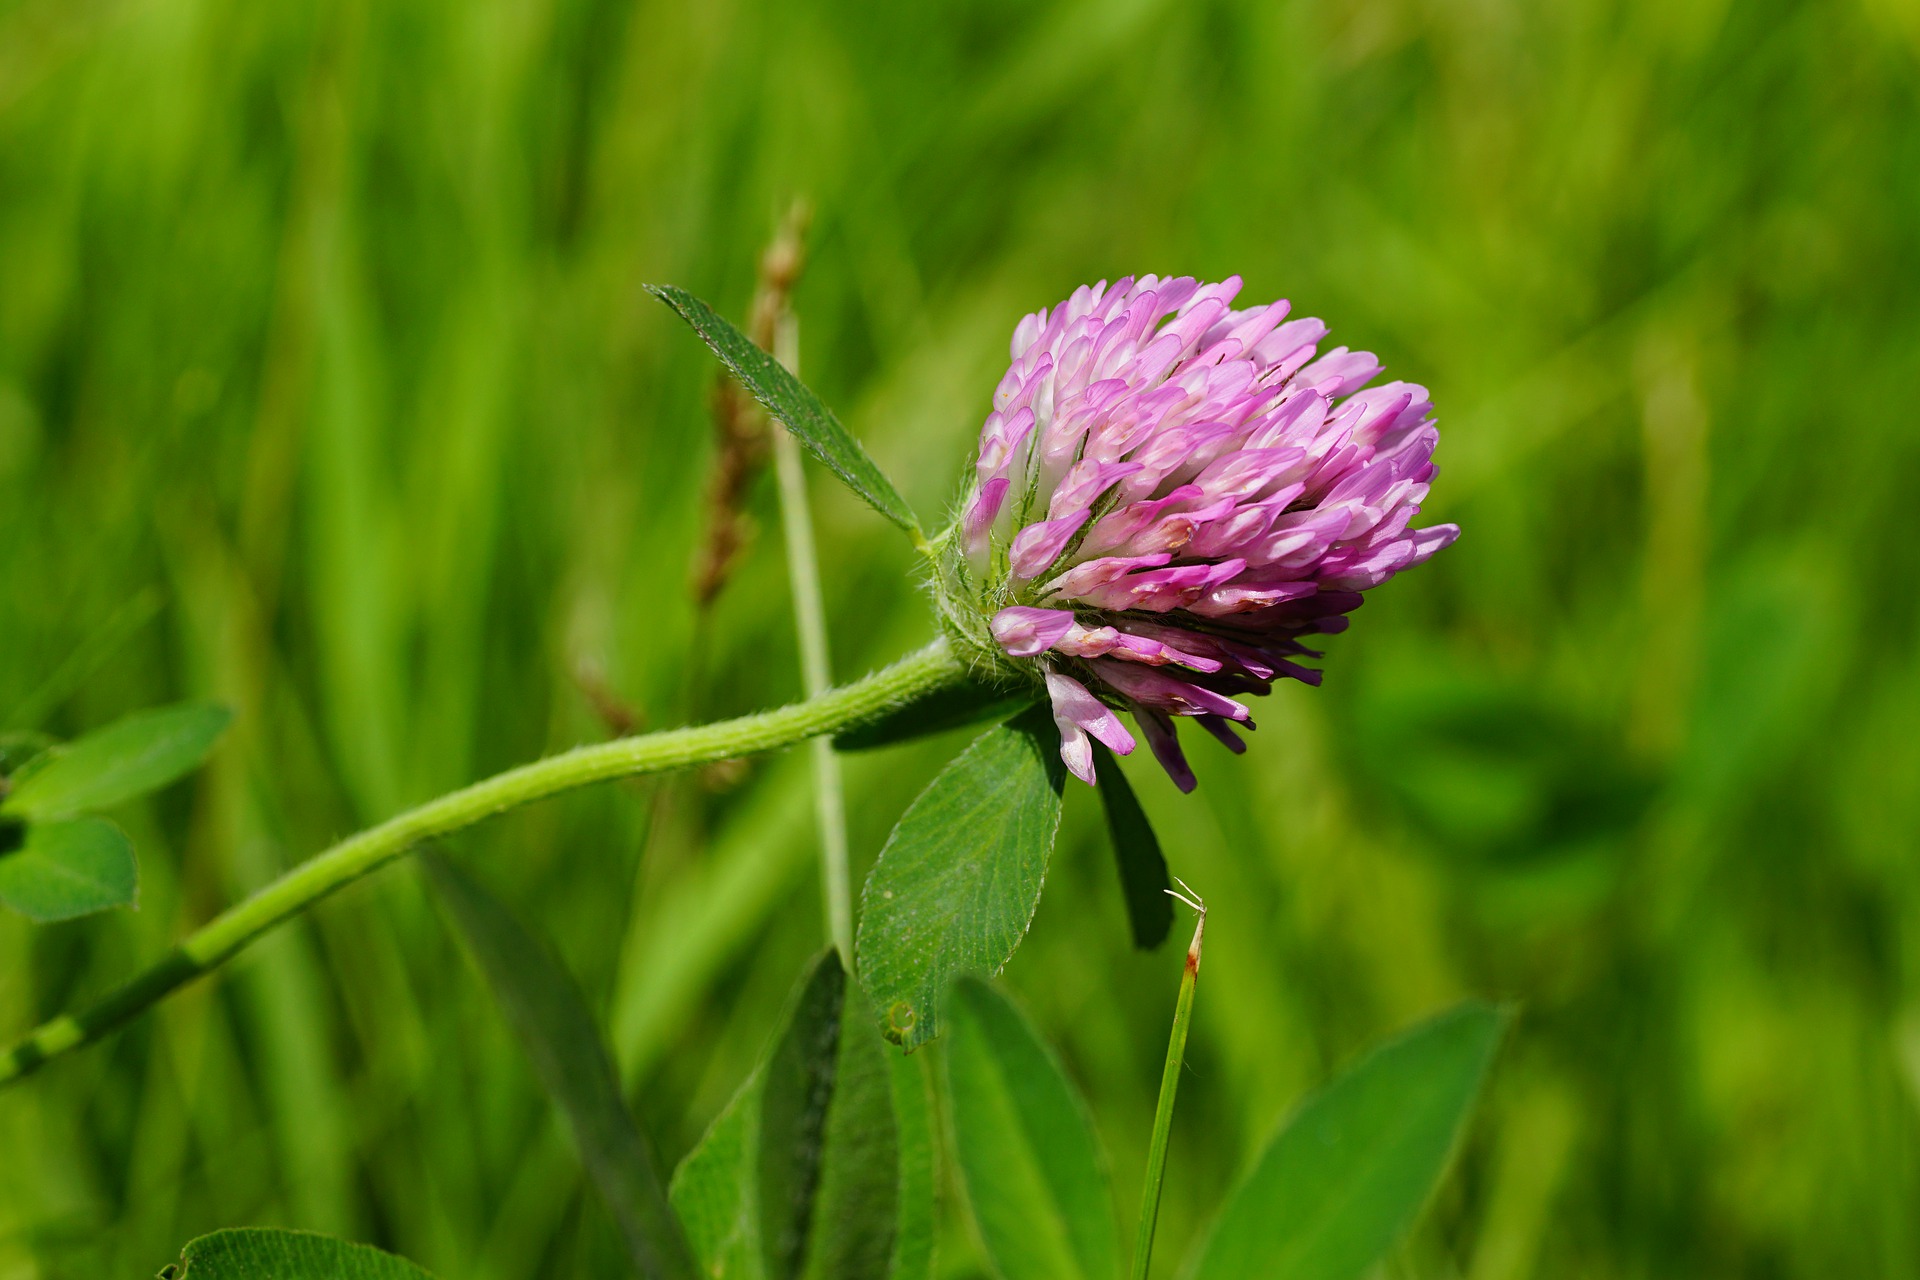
0,640,962,1088
770,312,854,963
1131,906,1205,1280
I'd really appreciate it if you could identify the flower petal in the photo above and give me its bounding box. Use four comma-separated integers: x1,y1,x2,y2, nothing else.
1135,709,1196,793
1045,671,1136,786
990,606,1077,657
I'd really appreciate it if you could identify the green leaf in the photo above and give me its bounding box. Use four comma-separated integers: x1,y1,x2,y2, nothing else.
833,682,1036,752
758,950,905,1280
802,976,900,1280
1183,1001,1509,1280
5,702,231,821
0,731,54,780
857,708,1066,1049
758,951,850,1279
1090,743,1172,950
885,1052,938,1280
671,1075,762,1278
162,1227,436,1278
945,977,1121,1280
670,950,923,1280
0,816,137,921
423,855,698,1280
647,284,921,538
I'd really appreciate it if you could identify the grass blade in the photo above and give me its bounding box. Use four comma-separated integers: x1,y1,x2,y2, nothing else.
1130,898,1203,1280
424,854,698,1280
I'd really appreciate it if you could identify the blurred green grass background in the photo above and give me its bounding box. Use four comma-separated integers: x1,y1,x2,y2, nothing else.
3,0,1918,1275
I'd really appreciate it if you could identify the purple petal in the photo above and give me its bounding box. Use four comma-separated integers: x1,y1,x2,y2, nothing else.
966,477,1011,549
1092,661,1251,721
1009,512,1090,579
990,606,1077,657
1046,671,1136,786
1074,559,1245,613
1196,714,1249,754
1135,709,1197,793
976,406,1036,480
1042,551,1173,601
1047,459,1144,521
1297,346,1382,398
1189,575,1320,617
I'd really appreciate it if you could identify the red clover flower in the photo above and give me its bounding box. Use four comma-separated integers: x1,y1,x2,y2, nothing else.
944,275,1457,790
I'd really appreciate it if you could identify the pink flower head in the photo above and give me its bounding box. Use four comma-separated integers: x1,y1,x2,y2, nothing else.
963,276,1457,790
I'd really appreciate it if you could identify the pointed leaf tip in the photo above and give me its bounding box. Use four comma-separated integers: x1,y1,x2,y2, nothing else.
647,284,921,538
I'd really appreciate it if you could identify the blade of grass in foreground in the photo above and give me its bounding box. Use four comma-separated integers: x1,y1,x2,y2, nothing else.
424,854,698,1280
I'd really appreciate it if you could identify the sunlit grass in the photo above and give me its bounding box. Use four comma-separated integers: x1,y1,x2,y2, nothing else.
1,0,1916,1275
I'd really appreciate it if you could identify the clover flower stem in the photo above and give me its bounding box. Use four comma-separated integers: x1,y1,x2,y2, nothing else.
1130,885,1206,1280
0,639,963,1088
769,312,854,964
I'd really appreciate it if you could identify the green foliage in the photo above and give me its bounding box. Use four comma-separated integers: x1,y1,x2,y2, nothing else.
3,703,230,821
647,285,922,539
0,702,227,921
1089,744,1173,950
161,1229,435,1279
668,950,934,1280
1184,1003,1508,1280
2,0,1916,1275
857,710,1065,1049
671,1080,760,1276
945,977,1121,1280
424,855,698,1280
0,816,137,921
0,732,54,779
756,952,860,1278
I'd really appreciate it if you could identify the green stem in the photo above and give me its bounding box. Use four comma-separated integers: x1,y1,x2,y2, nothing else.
1130,907,1205,1280
0,640,963,1088
770,312,854,963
